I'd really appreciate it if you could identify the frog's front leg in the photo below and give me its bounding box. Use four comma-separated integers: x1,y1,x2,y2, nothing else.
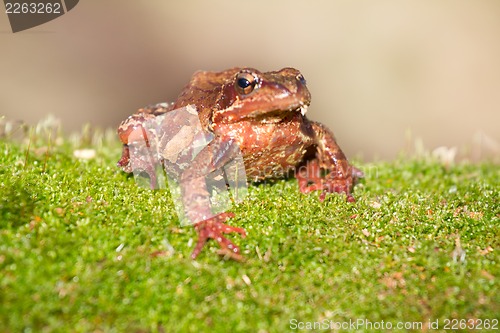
179,135,246,260
307,121,363,202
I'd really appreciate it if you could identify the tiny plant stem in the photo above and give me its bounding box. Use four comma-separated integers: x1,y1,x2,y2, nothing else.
43,131,51,173
24,127,34,170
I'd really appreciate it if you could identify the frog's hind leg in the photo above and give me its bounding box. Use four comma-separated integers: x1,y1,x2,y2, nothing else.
180,135,248,260
117,144,159,189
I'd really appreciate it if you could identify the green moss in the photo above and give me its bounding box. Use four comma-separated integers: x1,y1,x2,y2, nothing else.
0,131,498,333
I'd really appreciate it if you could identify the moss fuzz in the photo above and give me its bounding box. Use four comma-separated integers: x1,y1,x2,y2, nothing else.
0,133,498,332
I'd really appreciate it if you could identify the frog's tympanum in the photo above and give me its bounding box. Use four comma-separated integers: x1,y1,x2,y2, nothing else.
118,68,363,260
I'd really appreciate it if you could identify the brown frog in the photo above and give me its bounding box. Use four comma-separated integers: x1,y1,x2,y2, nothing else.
117,67,363,260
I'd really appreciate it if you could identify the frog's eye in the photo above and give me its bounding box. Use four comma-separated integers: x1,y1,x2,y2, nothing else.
296,73,307,85
235,72,257,95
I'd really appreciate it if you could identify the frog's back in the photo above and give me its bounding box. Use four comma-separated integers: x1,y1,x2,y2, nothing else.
172,68,241,111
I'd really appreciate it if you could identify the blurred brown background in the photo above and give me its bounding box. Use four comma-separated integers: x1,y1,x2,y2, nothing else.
1,0,499,161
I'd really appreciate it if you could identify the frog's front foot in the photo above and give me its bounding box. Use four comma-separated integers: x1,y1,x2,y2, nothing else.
321,176,355,202
191,212,246,260
296,160,363,202
296,159,323,193
321,166,364,202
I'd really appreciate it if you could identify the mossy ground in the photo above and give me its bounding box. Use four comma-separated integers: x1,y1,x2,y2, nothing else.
0,125,498,332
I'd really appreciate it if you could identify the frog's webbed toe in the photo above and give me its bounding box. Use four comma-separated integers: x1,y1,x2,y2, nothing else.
191,212,246,261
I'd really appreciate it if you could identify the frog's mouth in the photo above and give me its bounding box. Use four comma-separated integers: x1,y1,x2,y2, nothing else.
256,102,308,118
299,104,308,116
217,100,309,124
249,104,308,124
282,101,309,116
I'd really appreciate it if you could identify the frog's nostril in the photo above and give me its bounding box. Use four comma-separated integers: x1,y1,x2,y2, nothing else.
296,74,307,86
